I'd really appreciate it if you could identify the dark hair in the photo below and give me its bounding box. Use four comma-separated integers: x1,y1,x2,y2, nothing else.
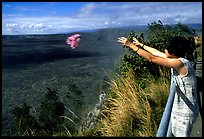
166,36,195,60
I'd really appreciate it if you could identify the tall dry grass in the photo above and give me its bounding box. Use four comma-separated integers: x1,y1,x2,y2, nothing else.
81,69,170,137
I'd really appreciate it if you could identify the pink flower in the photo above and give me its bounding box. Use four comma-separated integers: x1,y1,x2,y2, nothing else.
66,34,81,49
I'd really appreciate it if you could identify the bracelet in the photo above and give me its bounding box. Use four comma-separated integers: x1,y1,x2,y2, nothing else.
141,44,145,49
136,47,140,52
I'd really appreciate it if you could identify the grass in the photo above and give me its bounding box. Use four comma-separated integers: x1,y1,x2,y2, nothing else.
80,69,170,137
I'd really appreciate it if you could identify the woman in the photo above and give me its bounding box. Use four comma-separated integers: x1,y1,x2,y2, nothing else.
118,36,199,137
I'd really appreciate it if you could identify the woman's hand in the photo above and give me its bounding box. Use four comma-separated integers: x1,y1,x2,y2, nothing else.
132,37,142,46
118,37,133,47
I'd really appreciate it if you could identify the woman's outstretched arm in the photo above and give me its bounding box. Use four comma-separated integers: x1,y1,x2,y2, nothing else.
118,37,182,70
132,37,167,58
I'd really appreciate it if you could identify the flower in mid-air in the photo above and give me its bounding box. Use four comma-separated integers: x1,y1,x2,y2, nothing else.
66,34,81,49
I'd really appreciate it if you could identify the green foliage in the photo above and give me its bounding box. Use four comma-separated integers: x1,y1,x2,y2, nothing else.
11,103,40,136
39,87,65,134
11,87,66,136
66,83,84,106
119,20,197,77
64,83,85,135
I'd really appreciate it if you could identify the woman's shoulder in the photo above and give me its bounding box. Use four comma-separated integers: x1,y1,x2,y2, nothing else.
178,57,194,68
178,57,191,67
178,57,196,75
178,57,188,62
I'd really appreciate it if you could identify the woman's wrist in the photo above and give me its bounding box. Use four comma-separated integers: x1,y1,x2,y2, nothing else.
136,47,140,52
140,43,145,49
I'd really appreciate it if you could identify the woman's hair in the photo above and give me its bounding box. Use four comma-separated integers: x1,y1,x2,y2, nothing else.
166,36,195,60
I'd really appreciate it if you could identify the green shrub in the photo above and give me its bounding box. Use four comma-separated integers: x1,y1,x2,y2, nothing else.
39,88,65,134
11,103,40,136
11,87,65,136
119,20,197,77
